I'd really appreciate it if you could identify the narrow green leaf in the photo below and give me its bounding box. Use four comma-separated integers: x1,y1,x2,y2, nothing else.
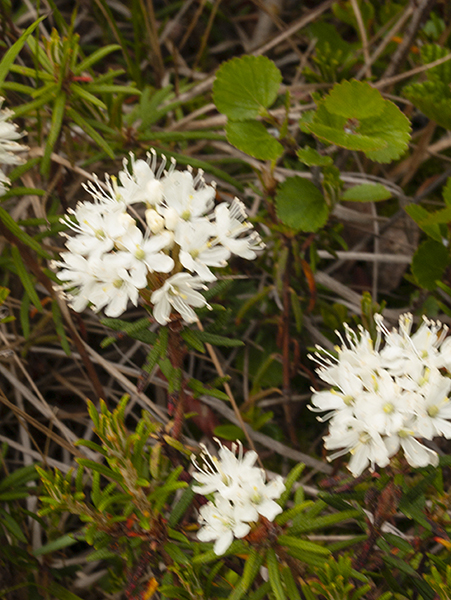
26,34,53,73
277,463,305,508
0,17,46,89
85,84,141,95
192,540,246,564
168,487,195,527
13,89,57,118
41,92,66,176
281,567,301,600
229,548,264,600
181,328,205,353
342,183,391,202
20,291,31,338
47,582,85,600
277,534,330,555
214,424,246,442
276,501,314,526
71,84,107,109
290,509,361,534
33,534,77,556
0,464,39,492
52,299,71,356
11,246,42,312
0,509,27,542
74,44,121,74
196,331,244,347
67,108,115,158
267,547,286,600
0,207,48,257
75,458,122,483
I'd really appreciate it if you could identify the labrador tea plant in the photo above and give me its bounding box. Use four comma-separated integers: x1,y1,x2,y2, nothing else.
3,3,451,600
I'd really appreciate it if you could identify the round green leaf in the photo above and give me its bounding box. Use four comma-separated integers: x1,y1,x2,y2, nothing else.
412,239,449,291
323,79,385,119
213,55,282,121
306,104,387,153
306,82,411,163
226,120,284,160
359,100,411,163
308,122,387,152
342,183,391,202
275,176,329,232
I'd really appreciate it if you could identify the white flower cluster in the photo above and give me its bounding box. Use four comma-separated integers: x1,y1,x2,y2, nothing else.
310,314,451,477
53,151,263,322
192,440,285,555
0,97,28,195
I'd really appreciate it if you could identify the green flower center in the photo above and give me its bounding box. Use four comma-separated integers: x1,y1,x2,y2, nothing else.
427,405,439,418
135,248,146,260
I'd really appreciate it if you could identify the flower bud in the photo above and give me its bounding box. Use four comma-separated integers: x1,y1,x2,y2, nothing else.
145,208,164,234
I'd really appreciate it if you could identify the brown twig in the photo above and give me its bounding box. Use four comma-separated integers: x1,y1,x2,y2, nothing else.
382,0,437,79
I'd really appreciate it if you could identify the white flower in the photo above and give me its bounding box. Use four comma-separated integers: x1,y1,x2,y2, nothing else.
310,314,451,476
62,200,134,258
159,168,215,227
192,440,285,554
52,253,100,313
235,475,285,522
0,98,28,195
192,440,260,497
385,426,439,469
354,371,412,437
176,219,230,282
117,151,174,206
197,496,251,555
0,98,28,164
86,253,147,317
310,365,364,421
324,416,390,477
54,252,147,317
378,313,449,379
55,150,264,320
214,199,264,259
413,369,451,439
119,228,174,279
151,272,210,325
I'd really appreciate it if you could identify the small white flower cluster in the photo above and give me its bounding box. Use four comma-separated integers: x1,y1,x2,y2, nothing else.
53,151,263,321
0,97,28,195
310,314,451,477
192,440,285,555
